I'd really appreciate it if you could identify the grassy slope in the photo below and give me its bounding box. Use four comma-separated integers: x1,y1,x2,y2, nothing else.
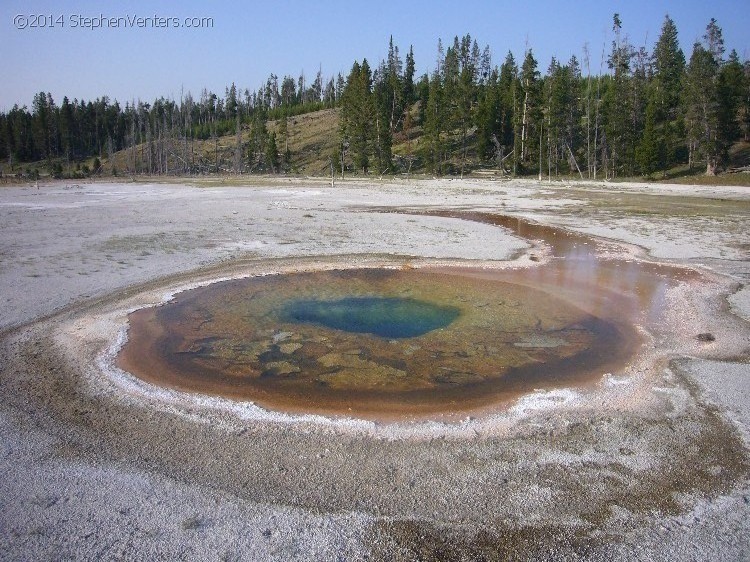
5,107,750,186
95,109,340,178
278,108,340,175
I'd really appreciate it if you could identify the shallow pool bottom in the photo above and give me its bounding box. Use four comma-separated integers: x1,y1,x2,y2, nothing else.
118,267,641,418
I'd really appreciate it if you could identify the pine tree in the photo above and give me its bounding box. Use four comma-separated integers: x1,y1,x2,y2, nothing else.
542,56,582,177
544,58,561,176
403,46,416,110
340,60,374,173
226,83,238,120
385,36,403,127
564,55,583,175
247,112,268,171
335,73,346,103
0,115,7,165
442,39,460,142
455,34,478,176
603,13,635,178
683,19,727,175
373,61,394,172
32,92,51,161
265,132,279,173
629,46,649,173
324,77,336,107
422,69,446,174
311,68,324,103
636,102,664,176
519,50,541,169
416,74,430,126
59,97,74,165
278,110,288,148
476,68,501,163
634,16,683,175
742,61,750,141
716,50,745,166
498,52,518,172
280,77,296,107
233,112,243,173
704,18,725,65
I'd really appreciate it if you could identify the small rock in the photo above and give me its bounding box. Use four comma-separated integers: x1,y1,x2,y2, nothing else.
265,361,300,375
697,333,715,342
279,342,302,354
181,516,207,530
272,331,293,344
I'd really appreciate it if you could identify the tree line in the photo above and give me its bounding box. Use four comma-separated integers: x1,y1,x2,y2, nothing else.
1,14,748,179
340,16,748,178
0,68,342,177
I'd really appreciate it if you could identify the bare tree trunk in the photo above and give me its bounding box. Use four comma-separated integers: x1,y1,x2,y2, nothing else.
389,95,397,135
404,111,414,180
566,143,584,179
461,124,468,179
129,115,135,174
593,42,605,180
234,114,242,174
706,157,717,176
375,114,381,170
548,143,551,182
340,144,345,180
584,43,592,178
213,113,218,173
284,116,289,154
163,112,169,175
538,121,543,181
141,119,153,175
547,109,552,181
521,87,529,161
611,146,616,180
513,88,518,175
158,120,162,174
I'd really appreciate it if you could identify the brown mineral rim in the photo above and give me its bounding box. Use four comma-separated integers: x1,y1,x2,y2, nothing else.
116,213,696,420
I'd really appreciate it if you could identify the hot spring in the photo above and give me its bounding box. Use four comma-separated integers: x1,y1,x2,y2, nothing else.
117,214,691,418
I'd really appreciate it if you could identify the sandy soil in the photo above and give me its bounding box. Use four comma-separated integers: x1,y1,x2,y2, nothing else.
1,177,749,560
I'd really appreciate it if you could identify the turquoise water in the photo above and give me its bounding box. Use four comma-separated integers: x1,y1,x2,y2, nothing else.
281,296,460,338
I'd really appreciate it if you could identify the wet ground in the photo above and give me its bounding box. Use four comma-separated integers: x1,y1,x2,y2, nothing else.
1,178,749,561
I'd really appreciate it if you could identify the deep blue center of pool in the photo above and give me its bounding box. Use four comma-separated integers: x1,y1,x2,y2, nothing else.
282,297,460,338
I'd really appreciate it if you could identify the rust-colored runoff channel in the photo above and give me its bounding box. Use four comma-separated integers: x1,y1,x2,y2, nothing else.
118,213,694,419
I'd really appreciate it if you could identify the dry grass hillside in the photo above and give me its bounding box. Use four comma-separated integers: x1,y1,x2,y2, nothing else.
274,109,340,175
100,109,340,178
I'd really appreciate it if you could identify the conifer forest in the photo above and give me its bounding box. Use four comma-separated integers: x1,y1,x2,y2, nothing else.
2,15,748,180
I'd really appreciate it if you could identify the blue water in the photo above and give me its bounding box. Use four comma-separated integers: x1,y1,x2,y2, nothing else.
281,297,460,338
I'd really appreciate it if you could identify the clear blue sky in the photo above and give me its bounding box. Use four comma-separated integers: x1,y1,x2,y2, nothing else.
2,0,748,110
